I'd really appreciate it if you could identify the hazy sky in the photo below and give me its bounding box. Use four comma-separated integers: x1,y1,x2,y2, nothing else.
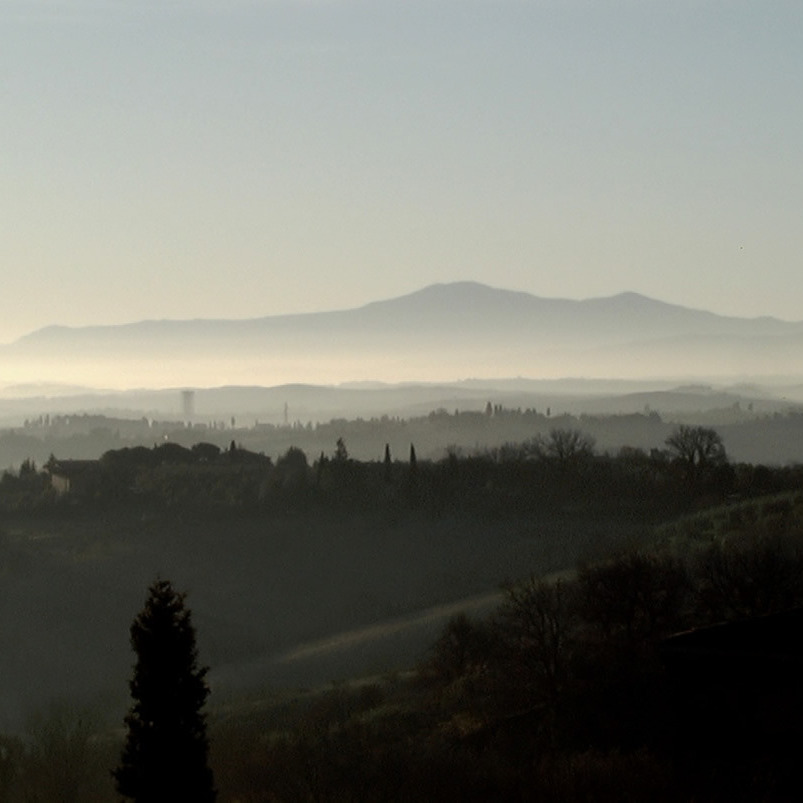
3,0,801,343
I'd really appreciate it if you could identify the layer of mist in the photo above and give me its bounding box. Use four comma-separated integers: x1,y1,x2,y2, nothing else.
3,283,803,389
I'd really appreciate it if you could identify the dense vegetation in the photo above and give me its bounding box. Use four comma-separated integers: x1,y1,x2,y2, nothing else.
206,492,803,802
2,422,799,518
0,426,801,799
5,401,803,469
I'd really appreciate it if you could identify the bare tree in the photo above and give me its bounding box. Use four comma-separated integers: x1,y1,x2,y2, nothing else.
496,577,575,706
665,425,726,484
538,428,596,462
576,551,690,644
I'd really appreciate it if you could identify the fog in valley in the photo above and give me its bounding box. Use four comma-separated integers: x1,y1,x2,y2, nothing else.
4,284,803,390
2,287,803,798
4,0,803,795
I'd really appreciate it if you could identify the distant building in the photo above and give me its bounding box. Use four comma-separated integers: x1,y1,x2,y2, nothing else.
47,459,100,496
181,390,195,422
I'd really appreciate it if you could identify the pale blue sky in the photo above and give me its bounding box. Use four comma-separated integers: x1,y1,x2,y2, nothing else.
2,0,801,342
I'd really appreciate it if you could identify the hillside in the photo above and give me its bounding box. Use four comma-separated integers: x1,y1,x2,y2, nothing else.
0,503,646,734
1,428,760,733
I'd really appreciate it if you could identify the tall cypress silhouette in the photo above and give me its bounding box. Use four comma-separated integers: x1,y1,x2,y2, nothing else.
114,579,215,802
383,443,392,482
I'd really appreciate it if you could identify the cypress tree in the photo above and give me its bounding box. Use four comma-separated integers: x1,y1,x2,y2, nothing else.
383,443,392,482
406,442,419,502
114,579,215,802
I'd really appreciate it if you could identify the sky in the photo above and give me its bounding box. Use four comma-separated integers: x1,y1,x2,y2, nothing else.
2,0,802,344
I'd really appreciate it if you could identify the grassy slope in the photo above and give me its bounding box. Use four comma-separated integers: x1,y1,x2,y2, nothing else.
0,505,648,733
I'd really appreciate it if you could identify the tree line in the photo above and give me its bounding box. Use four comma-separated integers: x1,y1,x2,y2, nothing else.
1,425,797,519
5,403,803,469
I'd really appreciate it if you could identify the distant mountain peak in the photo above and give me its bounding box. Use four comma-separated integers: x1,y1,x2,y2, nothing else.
5,282,803,392
362,280,512,305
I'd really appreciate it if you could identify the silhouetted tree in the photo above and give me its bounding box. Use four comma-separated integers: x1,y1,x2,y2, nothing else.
315,450,328,486
405,443,419,502
334,437,349,462
153,442,193,465
274,446,309,492
383,443,392,482
576,550,690,645
665,425,726,487
425,612,493,684
191,442,221,462
540,428,595,462
19,458,37,477
496,577,575,707
114,579,215,802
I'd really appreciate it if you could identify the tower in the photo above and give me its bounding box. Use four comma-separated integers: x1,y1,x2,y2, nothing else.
181,390,195,424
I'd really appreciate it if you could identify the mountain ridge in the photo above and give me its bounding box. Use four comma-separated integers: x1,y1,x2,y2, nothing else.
4,282,803,388
12,282,801,346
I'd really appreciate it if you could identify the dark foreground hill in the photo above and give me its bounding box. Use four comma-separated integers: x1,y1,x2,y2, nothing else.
0,504,647,734
5,473,803,800
3,428,800,731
